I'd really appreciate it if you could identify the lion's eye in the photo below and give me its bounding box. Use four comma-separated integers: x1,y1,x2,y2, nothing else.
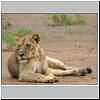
16,44,21,50
17,44,21,48
26,44,31,48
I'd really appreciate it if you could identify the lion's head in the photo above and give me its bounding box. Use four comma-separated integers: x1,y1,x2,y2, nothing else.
16,33,40,63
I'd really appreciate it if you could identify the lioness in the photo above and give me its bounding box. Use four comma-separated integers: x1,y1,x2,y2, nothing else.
8,33,92,83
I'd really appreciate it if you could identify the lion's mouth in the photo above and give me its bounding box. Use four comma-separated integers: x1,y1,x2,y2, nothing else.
19,59,28,63
18,56,28,63
17,55,34,63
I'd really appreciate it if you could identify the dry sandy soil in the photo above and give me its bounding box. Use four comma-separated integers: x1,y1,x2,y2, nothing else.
1,14,98,85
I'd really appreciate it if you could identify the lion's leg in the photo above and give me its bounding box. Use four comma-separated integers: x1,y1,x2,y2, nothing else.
48,67,79,76
48,67,92,76
19,72,57,83
46,56,92,76
46,56,67,70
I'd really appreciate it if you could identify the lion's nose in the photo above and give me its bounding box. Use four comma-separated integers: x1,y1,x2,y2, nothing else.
19,53,24,57
19,49,25,57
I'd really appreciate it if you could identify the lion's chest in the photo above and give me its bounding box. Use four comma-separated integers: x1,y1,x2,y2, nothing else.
31,61,42,73
20,60,47,74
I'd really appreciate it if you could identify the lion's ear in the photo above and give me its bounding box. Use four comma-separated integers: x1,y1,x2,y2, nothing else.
15,33,25,45
32,34,40,43
15,33,22,42
16,34,21,42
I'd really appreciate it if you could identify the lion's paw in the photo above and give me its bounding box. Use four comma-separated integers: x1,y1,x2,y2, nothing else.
45,78,58,83
79,67,93,76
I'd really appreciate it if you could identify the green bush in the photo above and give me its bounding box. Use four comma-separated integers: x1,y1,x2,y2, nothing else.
15,27,32,37
3,28,32,47
3,32,16,47
48,14,61,26
48,14,85,26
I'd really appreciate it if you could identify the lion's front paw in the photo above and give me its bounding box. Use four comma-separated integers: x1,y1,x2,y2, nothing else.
45,77,58,83
44,74,58,83
34,76,58,83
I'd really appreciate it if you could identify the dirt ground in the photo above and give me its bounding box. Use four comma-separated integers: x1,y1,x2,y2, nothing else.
1,14,98,85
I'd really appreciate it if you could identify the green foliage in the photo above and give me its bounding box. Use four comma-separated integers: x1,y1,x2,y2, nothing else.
15,27,32,37
3,32,16,47
3,28,32,47
48,14,86,26
48,14,61,26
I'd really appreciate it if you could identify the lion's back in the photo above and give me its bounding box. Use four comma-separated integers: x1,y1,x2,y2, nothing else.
8,53,19,78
